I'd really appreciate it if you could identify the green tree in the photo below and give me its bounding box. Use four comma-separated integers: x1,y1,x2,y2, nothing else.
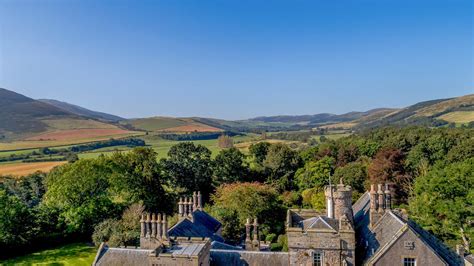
295,156,335,191
213,147,248,185
161,142,213,200
249,142,271,165
44,158,118,234
333,161,368,194
409,158,474,252
1,172,46,207
210,182,286,239
109,148,170,212
92,203,144,247
0,188,32,246
263,143,302,191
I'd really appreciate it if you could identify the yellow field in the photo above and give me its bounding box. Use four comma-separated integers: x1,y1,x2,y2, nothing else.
438,111,474,123
0,161,66,177
0,131,144,151
42,118,117,130
414,94,474,117
318,122,357,129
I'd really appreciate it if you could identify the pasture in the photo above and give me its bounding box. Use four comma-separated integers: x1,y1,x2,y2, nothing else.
1,243,97,266
438,111,474,124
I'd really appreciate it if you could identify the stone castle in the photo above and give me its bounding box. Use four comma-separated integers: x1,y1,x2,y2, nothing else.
93,184,471,265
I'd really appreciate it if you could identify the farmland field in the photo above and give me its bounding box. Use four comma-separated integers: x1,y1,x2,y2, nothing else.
438,111,474,124
26,128,137,141
0,161,66,176
123,117,223,132
1,243,97,266
158,124,223,132
124,117,188,131
0,131,144,151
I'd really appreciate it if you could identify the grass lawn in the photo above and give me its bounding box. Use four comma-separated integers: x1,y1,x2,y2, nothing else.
1,243,97,266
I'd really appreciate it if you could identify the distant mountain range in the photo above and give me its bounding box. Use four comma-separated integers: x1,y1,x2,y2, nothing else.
0,87,472,141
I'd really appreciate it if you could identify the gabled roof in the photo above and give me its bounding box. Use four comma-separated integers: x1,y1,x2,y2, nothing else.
300,216,339,231
352,193,463,265
168,210,223,242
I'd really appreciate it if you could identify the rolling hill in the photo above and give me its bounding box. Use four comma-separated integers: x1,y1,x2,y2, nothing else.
122,117,223,132
39,99,124,122
1,87,472,143
0,88,137,142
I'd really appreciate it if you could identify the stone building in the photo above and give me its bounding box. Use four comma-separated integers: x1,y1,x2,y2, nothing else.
352,184,465,266
286,180,356,265
93,185,469,266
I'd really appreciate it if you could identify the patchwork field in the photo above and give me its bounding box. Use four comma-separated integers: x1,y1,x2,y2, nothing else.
25,128,135,141
438,111,474,124
0,131,144,151
1,243,97,265
124,117,222,132
158,124,223,132
0,161,66,176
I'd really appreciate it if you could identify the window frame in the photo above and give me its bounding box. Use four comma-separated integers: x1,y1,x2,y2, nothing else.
312,250,323,266
402,257,416,266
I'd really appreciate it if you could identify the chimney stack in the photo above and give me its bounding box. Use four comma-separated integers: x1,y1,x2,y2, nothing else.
193,192,198,211
151,213,157,238
252,218,260,251
187,197,193,217
145,213,151,238
384,184,392,210
157,213,162,238
140,214,146,237
197,191,203,210
325,185,335,219
370,183,392,228
286,209,292,227
178,197,184,217
162,214,169,240
377,184,385,213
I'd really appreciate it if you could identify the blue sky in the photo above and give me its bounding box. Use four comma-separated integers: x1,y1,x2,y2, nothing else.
0,0,472,119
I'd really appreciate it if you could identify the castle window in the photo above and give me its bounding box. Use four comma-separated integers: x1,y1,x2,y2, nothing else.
403,257,416,266
313,251,323,266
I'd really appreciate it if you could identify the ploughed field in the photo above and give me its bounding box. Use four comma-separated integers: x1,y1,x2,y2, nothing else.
0,161,66,177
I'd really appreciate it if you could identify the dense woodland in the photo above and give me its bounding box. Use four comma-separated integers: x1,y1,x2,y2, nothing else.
0,126,472,259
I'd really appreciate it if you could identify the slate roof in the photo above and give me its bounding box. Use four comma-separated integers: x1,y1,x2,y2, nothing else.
162,242,207,257
168,210,223,242
352,192,463,265
93,246,151,266
300,216,339,231
211,241,243,250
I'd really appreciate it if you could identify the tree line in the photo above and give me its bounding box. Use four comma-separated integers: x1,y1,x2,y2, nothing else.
0,126,472,259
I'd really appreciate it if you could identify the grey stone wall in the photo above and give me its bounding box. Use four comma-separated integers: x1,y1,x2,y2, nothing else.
210,250,290,266
371,229,447,266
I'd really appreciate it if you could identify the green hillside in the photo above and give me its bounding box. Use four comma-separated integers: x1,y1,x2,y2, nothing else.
0,88,76,139
39,99,124,122
0,88,132,141
122,117,189,131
